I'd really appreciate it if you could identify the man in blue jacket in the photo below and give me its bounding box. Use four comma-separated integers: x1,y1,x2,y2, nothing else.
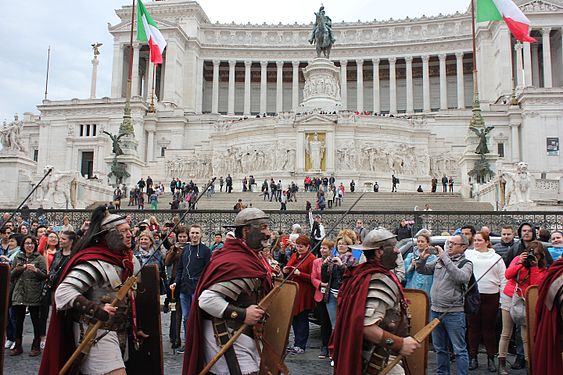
170,224,211,351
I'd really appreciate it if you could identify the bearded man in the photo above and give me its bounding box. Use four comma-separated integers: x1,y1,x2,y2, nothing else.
183,207,274,375
39,206,144,375
331,228,420,375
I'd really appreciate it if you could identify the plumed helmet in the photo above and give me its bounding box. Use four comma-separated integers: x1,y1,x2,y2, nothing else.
349,227,396,251
230,208,269,227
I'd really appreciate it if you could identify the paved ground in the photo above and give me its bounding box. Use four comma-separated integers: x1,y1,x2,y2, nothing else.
4,312,527,374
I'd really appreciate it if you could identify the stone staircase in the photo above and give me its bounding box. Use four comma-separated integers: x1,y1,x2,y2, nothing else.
145,191,494,211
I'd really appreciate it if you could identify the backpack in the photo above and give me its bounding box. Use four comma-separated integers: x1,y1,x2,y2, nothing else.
457,259,480,315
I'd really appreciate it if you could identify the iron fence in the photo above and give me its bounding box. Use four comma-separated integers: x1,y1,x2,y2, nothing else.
5,208,563,244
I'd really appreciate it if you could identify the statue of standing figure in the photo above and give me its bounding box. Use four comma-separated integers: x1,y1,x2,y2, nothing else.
306,132,325,171
309,5,335,58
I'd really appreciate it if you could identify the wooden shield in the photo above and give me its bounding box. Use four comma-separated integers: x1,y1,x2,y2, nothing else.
525,285,538,375
259,280,299,375
126,265,164,375
404,289,430,375
0,263,9,372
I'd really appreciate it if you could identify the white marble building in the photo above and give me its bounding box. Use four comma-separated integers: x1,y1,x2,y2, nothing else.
5,0,563,207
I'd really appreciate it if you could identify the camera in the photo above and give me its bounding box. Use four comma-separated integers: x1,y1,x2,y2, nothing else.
428,246,438,255
523,252,537,268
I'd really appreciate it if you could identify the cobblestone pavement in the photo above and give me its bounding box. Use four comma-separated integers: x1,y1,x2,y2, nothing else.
4,312,527,374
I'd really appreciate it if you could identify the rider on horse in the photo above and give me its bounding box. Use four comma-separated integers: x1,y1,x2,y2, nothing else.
309,5,335,58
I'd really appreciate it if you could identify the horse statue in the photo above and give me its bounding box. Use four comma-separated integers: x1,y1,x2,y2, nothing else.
309,6,335,58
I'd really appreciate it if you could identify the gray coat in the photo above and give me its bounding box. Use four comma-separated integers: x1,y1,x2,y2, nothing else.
415,252,473,313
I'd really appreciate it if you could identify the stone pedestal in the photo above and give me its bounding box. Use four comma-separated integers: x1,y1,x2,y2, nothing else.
300,58,342,112
105,154,145,190
458,153,498,198
0,155,36,207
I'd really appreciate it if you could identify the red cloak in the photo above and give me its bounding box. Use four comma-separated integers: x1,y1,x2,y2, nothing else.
182,238,273,375
38,244,134,375
330,261,405,375
533,258,563,375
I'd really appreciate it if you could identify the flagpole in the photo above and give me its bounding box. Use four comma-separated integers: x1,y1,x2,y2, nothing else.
149,63,156,113
118,0,137,138
469,0,485,128
44,46,51,101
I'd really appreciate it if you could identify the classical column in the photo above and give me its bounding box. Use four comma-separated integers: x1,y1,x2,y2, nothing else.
510,123,520,161
455,52,465,109
388,57,397,115
372,58,380,113
111,42,124,97
531,44,540,87
228,60,236,115
211,60,220,114
163,40,177,102
541,27,552,88
195,58,204,114
276,61,284,113
131,43,140,97
147,129,155,161
260,61,268,114
438,54,448,110
244,61,252,115
90,56,99,99
422,55,431,112
292,61,300,112
340,60,348,110
515,43,524,88
405,56,414,114
523,42,532,87
356,59,364,112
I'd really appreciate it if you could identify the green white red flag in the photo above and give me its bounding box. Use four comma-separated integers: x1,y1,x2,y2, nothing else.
476,0,536,42
137,0,167,64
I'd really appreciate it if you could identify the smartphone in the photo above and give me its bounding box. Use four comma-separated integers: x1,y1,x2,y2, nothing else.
444,238,450,252
428,246,438,255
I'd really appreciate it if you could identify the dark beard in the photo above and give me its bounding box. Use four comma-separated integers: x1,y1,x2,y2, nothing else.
105,230,129,254
381,250,398,270
246,226,269,250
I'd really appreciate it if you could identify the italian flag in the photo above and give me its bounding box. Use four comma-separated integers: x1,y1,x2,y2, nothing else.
137,0,167,64
477,0,536,42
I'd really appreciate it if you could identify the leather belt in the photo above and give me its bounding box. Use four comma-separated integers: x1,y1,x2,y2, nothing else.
212,318,242,375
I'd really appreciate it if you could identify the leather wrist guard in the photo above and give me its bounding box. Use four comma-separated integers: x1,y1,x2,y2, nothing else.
222,304,246,323
381,330,404,353
73,295,110,322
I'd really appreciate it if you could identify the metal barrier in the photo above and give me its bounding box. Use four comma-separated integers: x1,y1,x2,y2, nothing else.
5,208,563,244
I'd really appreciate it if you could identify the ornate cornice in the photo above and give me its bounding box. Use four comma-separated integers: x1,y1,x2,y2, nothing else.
518,0,563,13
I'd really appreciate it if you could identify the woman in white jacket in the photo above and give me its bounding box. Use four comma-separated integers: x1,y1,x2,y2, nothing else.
464,231,506,372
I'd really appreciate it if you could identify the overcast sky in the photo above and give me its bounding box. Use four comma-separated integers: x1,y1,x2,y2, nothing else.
0,0,470,122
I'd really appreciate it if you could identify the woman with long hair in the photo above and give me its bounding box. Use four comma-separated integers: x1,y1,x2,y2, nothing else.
310,239,335,359
465,231,506,372
404,232,436,302
497,240,548,374
43,232,59,273
9,235,47,356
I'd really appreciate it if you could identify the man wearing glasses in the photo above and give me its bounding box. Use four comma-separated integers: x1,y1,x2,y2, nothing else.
416,234,473,375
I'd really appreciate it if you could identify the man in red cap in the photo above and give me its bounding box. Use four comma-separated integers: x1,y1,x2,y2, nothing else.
331,227,419,375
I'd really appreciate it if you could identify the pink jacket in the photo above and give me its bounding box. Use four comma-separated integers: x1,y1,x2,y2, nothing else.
311,257,326,303
503,256,547,298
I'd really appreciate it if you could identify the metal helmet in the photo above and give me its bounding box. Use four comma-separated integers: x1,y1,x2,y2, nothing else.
231,208,269,227
349,227,396,251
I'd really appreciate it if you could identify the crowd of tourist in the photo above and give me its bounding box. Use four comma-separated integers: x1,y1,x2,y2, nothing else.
2,207,562,374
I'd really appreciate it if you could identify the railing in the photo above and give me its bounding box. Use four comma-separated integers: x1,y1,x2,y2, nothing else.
7,208,563,244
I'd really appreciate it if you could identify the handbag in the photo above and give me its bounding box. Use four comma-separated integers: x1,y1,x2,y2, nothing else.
509,270,528,326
